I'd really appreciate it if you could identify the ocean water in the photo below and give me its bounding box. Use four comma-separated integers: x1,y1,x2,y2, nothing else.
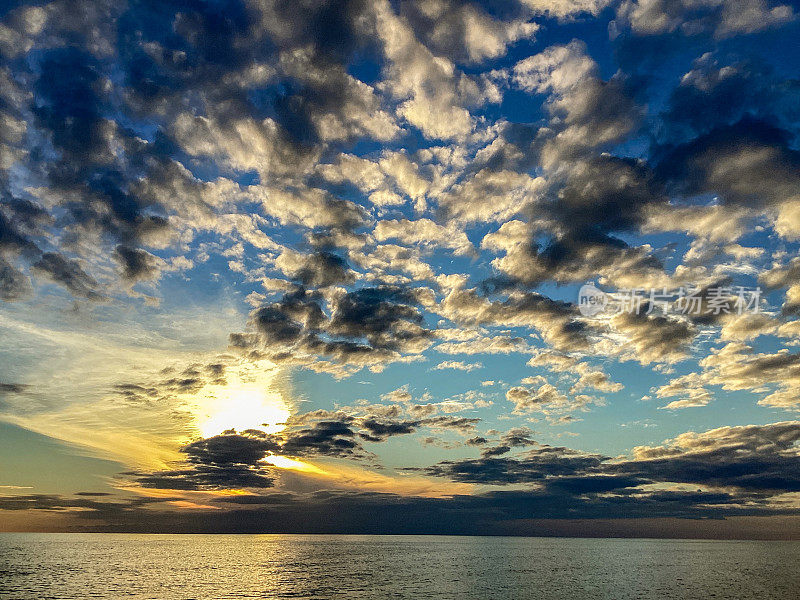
0,534,798,599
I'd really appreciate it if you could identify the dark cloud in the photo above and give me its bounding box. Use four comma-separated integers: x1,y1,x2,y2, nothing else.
615,0,794,39
280,420,363,458
0,382,28,394
131,466,275,491
421,422,800,498
235,285,433,370
613,421,800,492
124,410,484,491
130,430,279,491
611,307,697,364
5,423,800,534
658,56,800,146
3,0,800,541
327,286,431,350
277,413,478,456
480,426,538,457
5,486,798,536
417,446,606,484
215,492,298,505
358,418,418,442
291,251,355,287
355,414,479,442
0,256,31,301
541,475,645,495
465,436,488,446
113,245,163,282
31,252,105,300
117,0,387,149
481,445,511,457
110,359,237,404
182,430,281,466
657,117,800,209
0,200,48,257
399,0,533,63
205,363,226,378
489,156,666,288
0,493,165,513
30,46,171,247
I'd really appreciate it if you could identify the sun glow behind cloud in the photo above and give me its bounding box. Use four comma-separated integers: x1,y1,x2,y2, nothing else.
263,455,325,474
193,377,291,438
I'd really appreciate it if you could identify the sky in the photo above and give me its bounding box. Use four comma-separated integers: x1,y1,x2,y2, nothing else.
1,0,800,537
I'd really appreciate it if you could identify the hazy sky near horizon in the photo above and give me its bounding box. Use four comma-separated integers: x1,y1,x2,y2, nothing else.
2,0,800,535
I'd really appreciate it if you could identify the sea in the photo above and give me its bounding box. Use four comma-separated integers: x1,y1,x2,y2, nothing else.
0,534,798,599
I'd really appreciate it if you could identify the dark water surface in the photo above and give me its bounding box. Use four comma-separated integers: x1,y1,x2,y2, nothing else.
1,533,798,599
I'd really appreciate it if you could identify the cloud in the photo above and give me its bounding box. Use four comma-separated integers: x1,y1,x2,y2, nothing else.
527,350,622,394
273,249,355,288
0,256,31,301
182,431,282,466
438,169,546,225
520,0,612,19
418,445,606,484
433,360,482,372
0,382,28,394
0,493,166,514
113,246,165,283
7,418,800,533
420,420,800,507
480,426,538,457
232,286,433,373
436,286,592,352
358,418,418,442
131,466,275,491
761,257,800,314
374,0,498,140
0,0,408,303
373,218,474,256
31,253,105,300
610,309,697,364
657,117,800,242
399,0,537,64
618,421,800,491
514,41,641,165
124,407,483,490
700,343,800,409
654,372,713,409
129,430,280,490
485,158,666,289
483,42,671,291
616,0,794,38
277,420,363,457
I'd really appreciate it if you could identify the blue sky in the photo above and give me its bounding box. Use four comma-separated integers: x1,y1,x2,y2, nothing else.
2,0,800,535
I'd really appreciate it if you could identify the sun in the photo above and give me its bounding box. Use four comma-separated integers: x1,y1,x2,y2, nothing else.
194,372,291,438
263,455,325,474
